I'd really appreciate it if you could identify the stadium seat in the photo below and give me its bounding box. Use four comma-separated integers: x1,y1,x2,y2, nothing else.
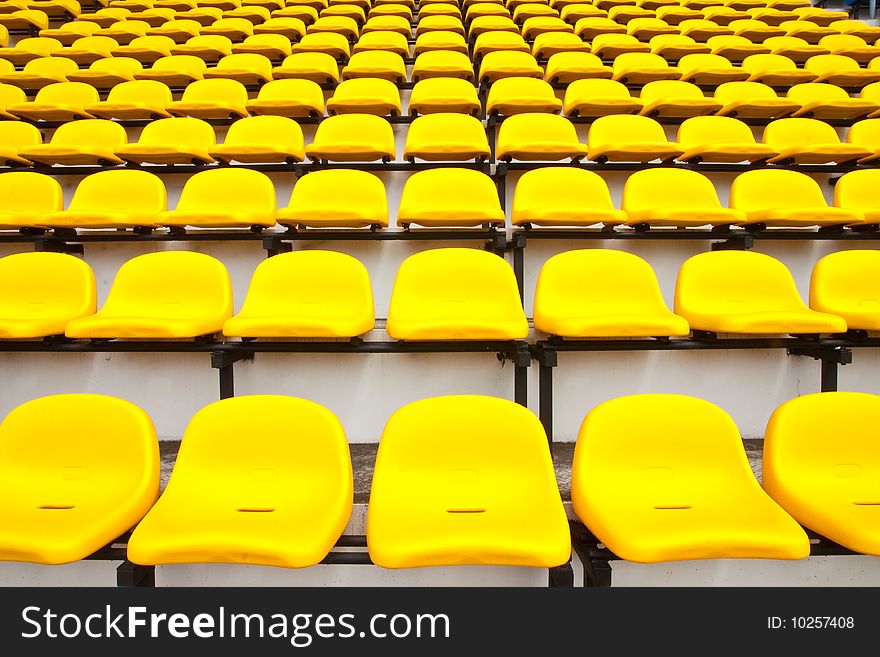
420,3,463,20
678,115,777,163
806,54,880,89
534,249,689,337
0,56,79,91
763,35,827,63
245,78,324,116
413,30,469,57
115,116,215,165
496,113,588,161
532,31,589,58
39,21,100,46
787,82,879,120
403,114,491,162
224,252,374,338
0,394,158,564
224,4,272,23
587,114,682,163
486,77,562,116
741,53,817,86
0,10,49,35
571,394,810,563
575,17,626,40
128,396,353,567
65,251,233,339
479,51,543,84
203,52,273,85
85,79,172,120
416,16,465,37
273,52,339,83
408,77,481,115
560,4,606,24
95,20,151,45
386,248,528,340
367,395,569,569
832,169,880,223
272,4,317,24
134,54,207,85
714,80,799,117
0,36,62,66
674,250,848,333
209,115,305,163
702,6,750,26
166,78,249,118
115,35,176,63
231,33,292,59
327,77,401,116
370,4,412,20
779,19,835,44
67,56,144,88
467,2,511,21
411,50,474,82
0,83,25,119
511,167,627,227
679,18,734,41
202,17,255,40
515,3,559,24
544,52,612,84
129,8,176,26
591,34,651,59
254,16,307,39
170,34,233,61
57,35,119,65
305,114,396,162
813,247,880,328
149,18,202,43
158,168,276,228
650,34,711,60
276,169,389,228
707,34,770,59
37,170,167,229
819,34,880,65
749,8,798,26
18,119,126,166
678,53,749,85
763,392,880,555
791,7,846,27
628,16,677,40
0,171,62,230
608,4,653,23
639,79,722,118
396,169,503,228
342,50,406,82
6,81,98,121
353,30,409,57
0,122,42,166
730,18,784,40
762,117,873,164
79,8,133,29
622,168,746,227
363,15,411,36
612,52,681,84
472,30,529,59
830,19,880,43
291,32,351,59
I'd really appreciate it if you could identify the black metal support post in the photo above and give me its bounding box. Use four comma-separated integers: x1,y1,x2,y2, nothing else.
570,522,613,588
116,561,155,587
211,349,254,400
513,344,530,408
532,344,557,445
787,344,853,393
548,561,574,588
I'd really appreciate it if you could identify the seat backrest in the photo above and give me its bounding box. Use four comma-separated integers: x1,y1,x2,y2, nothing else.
176,167,276,213
715,80,780,104
678,53,734,70
312,113,394,145
69,35,118,52
86,55,143,75
765,35,810,51
641,79,707,103
33,81,99,106
49,118,127,148
591,33,643,49
588,114,668,147
179,35,232,55
215,52,273,76
11,36,62,55
786,82,849,105
152,54,207,75
810,249,880,314
222,115,304,149
411,76,478,100
0,82,25,106
22,55,78,76
708,35,757,51
678,115,758,147
124,35,175,52
286,168,388,223
179,77,247,104
499,112,581,144
137,116,215,149
105,78,172,104
206,17,254,36
255,77,322,104
0,171,60,214
567,78,633,99
613,51,670,71
68,169,166,213
623,168,723,213
489,76,557,100
833,169,880,211
238,33,292,54
155,18,201,34
742,53,798,72
397,168,502,218
331,76,399,100
104,19,150,34
479,49,540,72
513,168,616,218
0,251,94,320
731,168,828,210
763,116,842,148
406,112,487,145
819,34,868,50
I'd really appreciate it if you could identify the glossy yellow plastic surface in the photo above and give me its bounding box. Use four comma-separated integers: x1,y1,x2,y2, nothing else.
678,115,777,163
408,77,480,115
714,80,799,118
397,168,503,227
416,15,465,37
0,394,158,564
387,248,528,340
254,16,307,39
674,250,847,333
731,17,784,40
202,16,255,40
201,52,272,87
86,79,173,120
486,77,562,115
364,15,411,35
563,78,642,118
116,116,215,164
0,36,62,66
0,10,50,34
763,117,873,164
764,35,827,63
478,50,543,83
305,114,396,162
544,52,612,84
95,19,151,44
403,113,490,161
806,53,880,88
678,53,749,85
327,77,402,116
708,34,770,59
830,18,880,41
809,250,880,329
134,54,207,86
612,52,681,85
38,170,166,229
19,118,126,166
149,19,202,43
7,81,98,122
159,168,276,228
628,16,677,39
587,114,683,162
128,395,352,567
342,50,406,82
273,52,339,84
67,56,144,88
787,82,878,120
650,34,710,60
171,34,233,61
58,35,118,66
367,395,570,568
572,394,810,563
65,251,233,339
496,113,587,161
623,168,746,227
413,30,468,57
819,34,880,64
763,392,880,555
639,79,722,118
534,249,689,337
276,168,388,228
291,32,351,59
741,53,817,86
591,33,649,59
210,115,305,163
532,31,586,58
232,33,294,59
40,21,100,46
224,251,374,337
411,50,474,82
512,167,625,227
576,17,626,40
0,171,61,229
833,169,880,223
166,78,248,119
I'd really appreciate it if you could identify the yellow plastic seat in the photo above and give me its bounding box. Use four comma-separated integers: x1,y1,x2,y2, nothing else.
702,6,749,26
545,51,611,83
79,8,133,29
341,50,406,83
707,34,770,59
472,31,530,59
587,114,682,163
469,16,519,41
679,18,734,41
819,34,880,65
0,82,26,119
94,19,151,45
0,171,62,230
201,17,255,40
0,56,78,91
203,52,273,84
714,79,798,117
387,248,527,339
403,114,490,162
624,168,745,228
534,249,688,336
512,167,626,227
272,51,339,83
223,252,374,338
37,170,166,229
223,4,271,23
148,18,202,42
367,395,569,569
763,392,880,556
6,81,98,122
678,115,776,163
741,53,817,86
805,54,880,89
0,122,42,165
352,31,408,57
158,168,276,228
67,56,143,88
466,2,511,21
813,251,877,326
478,50,543,84
169,34,232,61
748,7,798,25
65,251,232,339
650,34,711,60
416,16,465,37
791,7,847,27
763,117,872,164
271,4,317,24
408,77,480,116
134,54,207,85
231,33,292,59
486,77,562,116
656,4,702,24
532,32,588,59
129,396,349,567
254,16,307,38
363,15,410,35
574,16,625,40
764,35,827,63
611,52,681,85
114,35,175,63
778,19,834,44
411,50,474,82
320,4,365,24
514,3,559,24
305,113,395,162
56,35,119,65
609,4,653,22
19,118,126,166
326,77,401,116
730,169,863,228
85,79,171,120
563,78,642,117
639,79,722,118
39,21,101,47
590,34,651,60
678,52,749,85
291,32,350,59
245,77,323,116
832,169,880,223
831,18,880,44
676,250,849,333
308,15,359,40
128,7,176,26
497,113,588,161
0,36,62,66
419,2,463,19
115,116,215,164
396,169,503,228
276,168,388,228
0,394,158,564
627,16,677,40
209,114,304,163
413,30,469,57
166,78,248,118
368,3,412,20
787,82,878,120
0,10,50,34
572,394,810,563
730,17,784,41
